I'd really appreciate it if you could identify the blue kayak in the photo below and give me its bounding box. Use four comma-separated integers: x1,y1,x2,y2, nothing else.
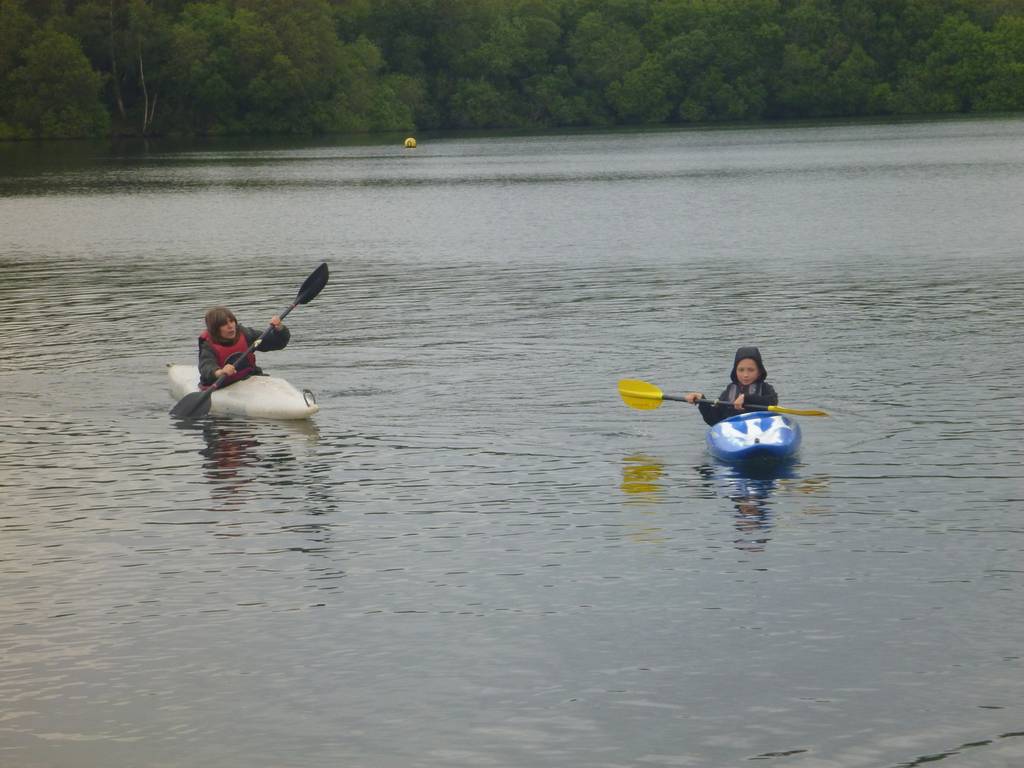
706,411,801,463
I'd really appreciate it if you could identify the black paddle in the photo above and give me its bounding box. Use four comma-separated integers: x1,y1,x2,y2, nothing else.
170,263,329,419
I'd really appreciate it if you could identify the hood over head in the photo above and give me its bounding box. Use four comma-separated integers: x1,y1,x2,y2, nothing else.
731,346,767,383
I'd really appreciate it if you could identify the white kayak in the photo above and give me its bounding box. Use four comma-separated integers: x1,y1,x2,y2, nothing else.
167,364,318,420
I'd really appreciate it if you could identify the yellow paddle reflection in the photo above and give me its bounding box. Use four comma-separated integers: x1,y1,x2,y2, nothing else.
620,453,665,498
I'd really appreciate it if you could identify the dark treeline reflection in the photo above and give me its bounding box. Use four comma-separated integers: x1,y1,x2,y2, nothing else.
3,0,1024,140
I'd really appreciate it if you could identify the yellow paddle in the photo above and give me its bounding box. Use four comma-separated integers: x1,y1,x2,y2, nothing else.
618,378,829,417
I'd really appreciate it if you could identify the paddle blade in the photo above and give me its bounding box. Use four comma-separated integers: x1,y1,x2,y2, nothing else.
170,390,212,419
618,379,665,410
296,262,329,304
766,404,829,417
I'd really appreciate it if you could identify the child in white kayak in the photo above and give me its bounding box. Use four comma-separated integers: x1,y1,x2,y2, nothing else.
198,306,290,387
684,346,779,426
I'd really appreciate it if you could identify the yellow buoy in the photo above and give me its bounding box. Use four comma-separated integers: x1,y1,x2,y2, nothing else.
403,137,416,148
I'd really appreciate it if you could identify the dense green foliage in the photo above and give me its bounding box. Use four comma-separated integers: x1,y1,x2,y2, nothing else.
2,0,1024,138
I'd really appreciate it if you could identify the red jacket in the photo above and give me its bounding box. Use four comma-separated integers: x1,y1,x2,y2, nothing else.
198,323,290,386
198,330,257,388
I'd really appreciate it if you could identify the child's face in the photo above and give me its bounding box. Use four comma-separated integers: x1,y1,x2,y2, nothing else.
218,319,238,341
735,359,760,386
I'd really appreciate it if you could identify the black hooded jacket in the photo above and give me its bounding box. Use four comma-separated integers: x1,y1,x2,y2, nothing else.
697,346,779,426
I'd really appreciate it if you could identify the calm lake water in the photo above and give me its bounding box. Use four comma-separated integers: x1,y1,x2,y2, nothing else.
2,118,1024,768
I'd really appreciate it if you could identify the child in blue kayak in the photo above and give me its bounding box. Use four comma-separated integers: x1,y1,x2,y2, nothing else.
198,306,290,387
684,346,779,426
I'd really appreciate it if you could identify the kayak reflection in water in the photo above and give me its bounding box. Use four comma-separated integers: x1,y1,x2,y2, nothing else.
198,306,290,389
202,422,260,484
731,492,774,552
697,463,789,552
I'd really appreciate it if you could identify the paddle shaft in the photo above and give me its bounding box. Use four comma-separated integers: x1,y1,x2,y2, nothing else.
690,396,774,412
650,392,759,409
637,387,776,411
661,393,688,403
695,397,829,416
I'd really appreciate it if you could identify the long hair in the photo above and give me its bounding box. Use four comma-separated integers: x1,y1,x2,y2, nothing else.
204,306,238,344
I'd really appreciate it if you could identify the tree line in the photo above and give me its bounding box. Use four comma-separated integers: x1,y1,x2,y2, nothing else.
2,0,1023,140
